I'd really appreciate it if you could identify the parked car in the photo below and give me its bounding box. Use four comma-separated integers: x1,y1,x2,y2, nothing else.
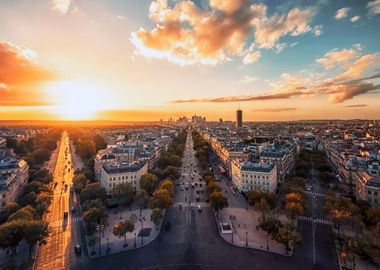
197,205,202,212
74,244,81,255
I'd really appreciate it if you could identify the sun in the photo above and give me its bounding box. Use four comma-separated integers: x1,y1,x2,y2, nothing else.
45,80,114,120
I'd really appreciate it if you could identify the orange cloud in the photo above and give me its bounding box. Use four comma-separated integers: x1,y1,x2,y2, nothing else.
335,7,350,20
0,41,55,106
316,47,358,70
131,0,316,65
0,41,54,86
172,46,380,104
252,108,298,112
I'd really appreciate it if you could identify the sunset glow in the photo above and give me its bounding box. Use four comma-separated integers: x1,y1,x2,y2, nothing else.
0,0,379,121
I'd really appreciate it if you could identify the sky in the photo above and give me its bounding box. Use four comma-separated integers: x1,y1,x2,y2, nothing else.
0,0,380,121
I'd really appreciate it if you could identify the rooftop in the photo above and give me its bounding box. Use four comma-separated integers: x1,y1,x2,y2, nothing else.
241,161,275,173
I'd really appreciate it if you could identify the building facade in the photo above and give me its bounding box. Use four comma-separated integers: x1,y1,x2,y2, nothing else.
231,160,277,193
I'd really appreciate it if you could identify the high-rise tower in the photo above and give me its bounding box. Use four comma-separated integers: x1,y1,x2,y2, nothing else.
236,108,243,128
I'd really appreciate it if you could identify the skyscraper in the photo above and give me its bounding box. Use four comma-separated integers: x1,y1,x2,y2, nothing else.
236,108,243,128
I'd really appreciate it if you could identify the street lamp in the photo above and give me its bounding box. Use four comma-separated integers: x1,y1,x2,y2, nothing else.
139,217,144,245
229,215,234,244
106,237,109,253
96,224,101,255
245,231,248,247
134,232,136,248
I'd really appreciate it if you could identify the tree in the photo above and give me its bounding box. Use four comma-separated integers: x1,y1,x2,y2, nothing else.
325,195,355,237
258,214,282,250
162,166,180,180
206,181,222,194
83,199,104,212
23,220,49,257
135,189,149,215
0,220,25,255
150,189,173,209
111,182,134,207
7,205,36,222
366,206,380,227
275,224,302,253
247,190,277,210
82,207,108,234
285,201,304,226
73,173,88,193
35,191,52,217
113,221,127,247
284,192,305,228
209,191,228,214
139,173,159,195
158,179,174,197
80,183,107,204
0,203,20,224
150,208,163,225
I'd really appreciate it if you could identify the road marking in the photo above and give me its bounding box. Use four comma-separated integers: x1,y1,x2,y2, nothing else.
298,215,332,225
173,202,210,208
304,191,325,197
48,216,81,228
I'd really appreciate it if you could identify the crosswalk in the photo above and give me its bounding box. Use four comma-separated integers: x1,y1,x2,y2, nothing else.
304,191,325,197
49,217,81,228
298,215,332,225
173,202,210,208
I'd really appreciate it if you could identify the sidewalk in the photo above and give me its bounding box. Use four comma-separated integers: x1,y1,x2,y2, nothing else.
217,207,292,256
85,207,163,258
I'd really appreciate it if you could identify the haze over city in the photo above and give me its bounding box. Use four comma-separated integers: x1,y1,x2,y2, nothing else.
1,0,380,122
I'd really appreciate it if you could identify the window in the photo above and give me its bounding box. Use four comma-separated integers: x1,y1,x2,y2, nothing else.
368,190,372,195
2,194,5,198
375,192,378,196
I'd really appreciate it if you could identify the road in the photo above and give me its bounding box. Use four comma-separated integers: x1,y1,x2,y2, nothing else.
70,128,338,270
34,131,84,270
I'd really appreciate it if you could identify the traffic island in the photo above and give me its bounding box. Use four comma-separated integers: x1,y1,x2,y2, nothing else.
215,207,294,256
85,208,164,258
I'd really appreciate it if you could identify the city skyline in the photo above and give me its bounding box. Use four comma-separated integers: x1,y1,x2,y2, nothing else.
1,0,380,121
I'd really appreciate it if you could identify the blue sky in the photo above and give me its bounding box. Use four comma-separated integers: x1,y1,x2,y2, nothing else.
0,0,379,120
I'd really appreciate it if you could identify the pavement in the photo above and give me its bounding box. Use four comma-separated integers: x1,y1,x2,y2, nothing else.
34,131,85,270
218,207,290,255
85,207,162,258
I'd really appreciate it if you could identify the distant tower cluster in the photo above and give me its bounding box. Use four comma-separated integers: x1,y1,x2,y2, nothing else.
236,108,243,128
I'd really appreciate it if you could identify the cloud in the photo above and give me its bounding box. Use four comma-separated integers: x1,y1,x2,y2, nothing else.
335,7,350,19
0,42,55,86
316,46,359,70
252,108,298,112
343,104,367,108
242,51,261,64
131,0,317,65
51,0,72,14
331,53,380,81
367,0,380,15
327,83,380,103
312,25,323,36
350,16,360,22
239,75,259,84
252,6,315,49
171,46,380,104
171,90,307,103
0,41,55,106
